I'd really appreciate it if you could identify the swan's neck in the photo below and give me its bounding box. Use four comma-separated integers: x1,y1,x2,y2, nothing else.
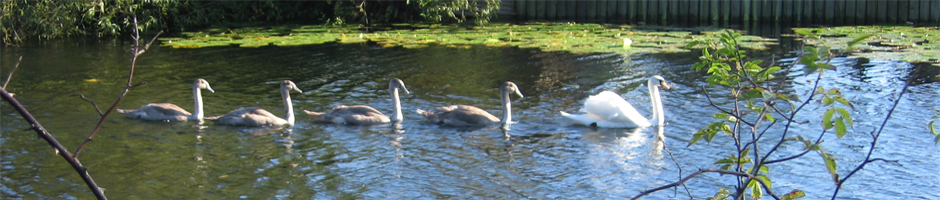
193,85,204,120
501,90,512,124
282,88,295,125
648,79,664,126
391,88,403,122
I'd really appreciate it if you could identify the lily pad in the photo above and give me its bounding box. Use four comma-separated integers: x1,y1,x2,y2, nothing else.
793,26,940,63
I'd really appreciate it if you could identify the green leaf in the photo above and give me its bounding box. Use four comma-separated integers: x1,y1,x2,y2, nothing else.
845,34,872,53
689,133,705,147
721,163,733,170
802,46,818,55
713,113,729,119
818,46,832,58
760,89,774,100
835,117,847,138
763,113,775,122
801,64,819,76
823,108,836,129
782,190,806,200
759,165,769,173
820,152,838,176
823,96,834,106
835,108,854,127
832,96,853,109
930,121,937,135
717,48,734,56
794,29,813,36
715,158,735,165
685,40,701,49
721,123,732,134
707,188,731,200
749,178,764,200
757,174,772,188
693,62,707,71
930,121,939,145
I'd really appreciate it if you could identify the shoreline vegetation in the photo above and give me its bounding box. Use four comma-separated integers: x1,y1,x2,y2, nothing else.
3,0,937,62
1,0,499,44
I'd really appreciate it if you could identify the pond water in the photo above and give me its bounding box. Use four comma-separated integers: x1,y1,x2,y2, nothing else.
2,38,938,199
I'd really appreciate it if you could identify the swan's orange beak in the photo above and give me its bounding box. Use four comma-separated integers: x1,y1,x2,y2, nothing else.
660,82,670,90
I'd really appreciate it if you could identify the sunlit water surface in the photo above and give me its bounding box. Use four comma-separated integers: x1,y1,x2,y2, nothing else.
2,39,938,199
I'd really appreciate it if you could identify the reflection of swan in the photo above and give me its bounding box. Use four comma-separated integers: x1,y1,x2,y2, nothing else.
118,79,214,121
417,81,523,126
208,80,302,127
305,78,409,125
560,76,669,128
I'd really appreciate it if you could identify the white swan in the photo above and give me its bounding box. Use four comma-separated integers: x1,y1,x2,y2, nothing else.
417,81,524,126
208,80,302,127
117,78,214,121
560,75,669,128
305,78,410,125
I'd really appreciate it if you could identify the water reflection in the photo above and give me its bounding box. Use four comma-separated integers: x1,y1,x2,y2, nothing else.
2,40,938,199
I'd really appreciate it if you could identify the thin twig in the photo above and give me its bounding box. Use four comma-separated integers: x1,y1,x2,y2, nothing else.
73,17,161,158
630,169,779,200
130,81,148,89
660,137,694,200
1,89,108,199
831,81,910,199
702,88,757,127
765,149,812,164
868,158,901,165
2,56,23,89
70,94,104,116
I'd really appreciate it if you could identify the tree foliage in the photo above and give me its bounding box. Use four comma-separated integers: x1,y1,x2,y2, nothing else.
637,29,891,200
1,0,501,45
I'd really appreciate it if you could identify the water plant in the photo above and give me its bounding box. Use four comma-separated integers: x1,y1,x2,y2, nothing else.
160,23,776,55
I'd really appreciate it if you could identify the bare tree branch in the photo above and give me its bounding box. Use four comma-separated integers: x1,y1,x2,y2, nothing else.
660,138,693,199
2,56,23,89
73,17,163,158
70,94,104,116
1,89,108,199
831,82,910,199
630,169,779,200
702,88,757,127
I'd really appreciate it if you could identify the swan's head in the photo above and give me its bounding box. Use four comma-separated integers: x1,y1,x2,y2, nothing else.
649,75,670,90
501,81,524,99
389,78,410,94
196,78,215,93
281,80,303,93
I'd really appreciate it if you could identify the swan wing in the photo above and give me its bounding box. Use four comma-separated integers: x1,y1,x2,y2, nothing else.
582,91,648,124
331,105,391,125
210,107,286,126
419,105,498,126
559,111,606,126
120,103,191,121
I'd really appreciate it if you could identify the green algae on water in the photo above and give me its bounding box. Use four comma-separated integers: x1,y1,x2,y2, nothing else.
160,23,776,56
793,26,940,63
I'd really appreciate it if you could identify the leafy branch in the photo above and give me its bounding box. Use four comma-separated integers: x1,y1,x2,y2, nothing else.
635,29,895,200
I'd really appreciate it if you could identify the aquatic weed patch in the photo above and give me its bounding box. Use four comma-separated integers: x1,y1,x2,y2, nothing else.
793,26,940,62
161,23,776,55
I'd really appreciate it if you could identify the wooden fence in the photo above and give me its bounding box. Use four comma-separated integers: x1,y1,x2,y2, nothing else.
505,0,940,26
